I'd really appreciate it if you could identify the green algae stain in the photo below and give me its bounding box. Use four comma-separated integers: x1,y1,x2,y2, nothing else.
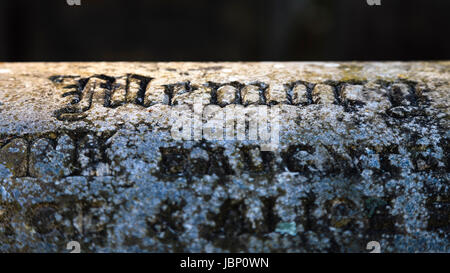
275,221,297,236
339,64,367,82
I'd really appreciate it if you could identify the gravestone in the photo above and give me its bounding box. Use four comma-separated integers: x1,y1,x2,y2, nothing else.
0,62,448,252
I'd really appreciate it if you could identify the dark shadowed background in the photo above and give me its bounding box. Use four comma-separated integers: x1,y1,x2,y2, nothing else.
0,0,448,61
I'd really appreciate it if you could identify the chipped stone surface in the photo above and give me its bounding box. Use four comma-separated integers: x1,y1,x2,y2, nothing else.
0,62,449,253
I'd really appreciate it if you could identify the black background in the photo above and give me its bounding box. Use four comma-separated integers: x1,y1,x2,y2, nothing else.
0,0,448,61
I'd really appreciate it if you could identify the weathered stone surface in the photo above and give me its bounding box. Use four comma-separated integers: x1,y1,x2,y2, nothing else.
312,83,335,104
265,83,288,104
0,62,448,253
241,85,261,105
29,135,75,180
0,138,28,177
291,83,308,105
217,85,238,106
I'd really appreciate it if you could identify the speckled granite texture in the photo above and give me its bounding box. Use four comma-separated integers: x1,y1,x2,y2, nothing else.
0,62,448,252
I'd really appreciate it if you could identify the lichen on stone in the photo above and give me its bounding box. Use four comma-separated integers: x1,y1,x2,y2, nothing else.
0,62,448,253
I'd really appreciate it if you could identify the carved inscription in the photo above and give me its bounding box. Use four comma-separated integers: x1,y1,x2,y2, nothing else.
49,75,423,121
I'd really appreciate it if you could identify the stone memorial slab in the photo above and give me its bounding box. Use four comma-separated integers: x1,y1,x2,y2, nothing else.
0,62,448,252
